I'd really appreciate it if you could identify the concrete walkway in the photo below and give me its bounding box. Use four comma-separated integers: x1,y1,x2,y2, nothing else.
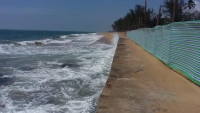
96,33,200,113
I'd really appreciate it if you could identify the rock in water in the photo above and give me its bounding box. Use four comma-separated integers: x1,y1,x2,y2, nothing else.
60,63,79,68
0,104,5,108
0,77,12,85
35,42,43,45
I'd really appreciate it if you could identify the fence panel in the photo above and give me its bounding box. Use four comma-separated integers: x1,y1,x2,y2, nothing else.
127,20,200,86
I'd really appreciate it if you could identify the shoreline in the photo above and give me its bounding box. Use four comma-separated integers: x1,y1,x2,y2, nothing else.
94,32,117,45
98,32,114,44
96,32,200,113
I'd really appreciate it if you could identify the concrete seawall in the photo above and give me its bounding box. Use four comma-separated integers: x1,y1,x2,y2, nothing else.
97,32,200,113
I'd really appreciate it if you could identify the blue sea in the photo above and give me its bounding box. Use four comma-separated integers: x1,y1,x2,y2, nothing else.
0,29,119,113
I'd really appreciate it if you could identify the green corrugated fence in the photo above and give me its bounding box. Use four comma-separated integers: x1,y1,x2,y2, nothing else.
127,20,200,86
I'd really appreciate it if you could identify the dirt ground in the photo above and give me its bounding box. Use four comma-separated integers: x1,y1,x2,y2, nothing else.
96,32,200,113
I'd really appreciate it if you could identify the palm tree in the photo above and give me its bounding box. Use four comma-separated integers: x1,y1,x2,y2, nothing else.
144,0,147,27
184,0,195,9
157,5,162,25
172,0,177,22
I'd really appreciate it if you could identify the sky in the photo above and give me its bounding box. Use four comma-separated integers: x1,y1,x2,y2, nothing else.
0,0,199,32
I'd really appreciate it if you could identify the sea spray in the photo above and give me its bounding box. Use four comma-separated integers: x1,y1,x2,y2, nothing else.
111,33,119,46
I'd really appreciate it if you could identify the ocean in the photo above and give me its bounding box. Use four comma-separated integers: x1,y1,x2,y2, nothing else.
0,29,119,113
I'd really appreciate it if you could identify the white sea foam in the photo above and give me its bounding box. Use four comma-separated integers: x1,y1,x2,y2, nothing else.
17,39,72,46
48,39,72,44
88,33,97,35
60,35,68,39
112,33,119,46
69,34,87,37
0,44,11,54
0,33,104,55
0,33,119,113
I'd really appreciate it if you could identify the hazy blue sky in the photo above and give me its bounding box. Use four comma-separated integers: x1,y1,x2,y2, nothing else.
0,0,199,32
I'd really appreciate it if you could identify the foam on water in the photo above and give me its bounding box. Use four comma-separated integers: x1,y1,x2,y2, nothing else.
0,34,103,55
69,34,87,37
0,33,119,113
17,39,72,46
60,35,68,39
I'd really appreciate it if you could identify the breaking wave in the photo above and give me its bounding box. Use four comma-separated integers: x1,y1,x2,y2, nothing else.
0,32,119,113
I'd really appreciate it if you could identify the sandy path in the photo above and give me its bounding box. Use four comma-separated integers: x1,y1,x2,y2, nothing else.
97,32,200,113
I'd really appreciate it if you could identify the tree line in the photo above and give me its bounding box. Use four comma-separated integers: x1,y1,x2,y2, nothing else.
112,0,199,31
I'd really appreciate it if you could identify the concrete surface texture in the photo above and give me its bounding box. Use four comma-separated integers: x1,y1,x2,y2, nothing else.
96,32,200,113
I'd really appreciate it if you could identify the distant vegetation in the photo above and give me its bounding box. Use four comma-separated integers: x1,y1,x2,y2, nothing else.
112,0,200,31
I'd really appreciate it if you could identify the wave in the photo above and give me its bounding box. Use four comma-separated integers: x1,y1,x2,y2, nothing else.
0,33,119,112
111,33,119,46
69,34,87,37
60,35,68,39
59,33,97,39
0,33,103,55
17,39,72,46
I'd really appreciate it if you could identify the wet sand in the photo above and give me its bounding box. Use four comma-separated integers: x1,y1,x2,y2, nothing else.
97,32,200,113
93,33,114,45
98,32,114,43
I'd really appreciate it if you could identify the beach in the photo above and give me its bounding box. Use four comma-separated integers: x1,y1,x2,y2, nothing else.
97,32,200,113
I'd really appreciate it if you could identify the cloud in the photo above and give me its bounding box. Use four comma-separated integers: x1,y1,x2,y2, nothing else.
194,0,200,11
183,0,200,13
